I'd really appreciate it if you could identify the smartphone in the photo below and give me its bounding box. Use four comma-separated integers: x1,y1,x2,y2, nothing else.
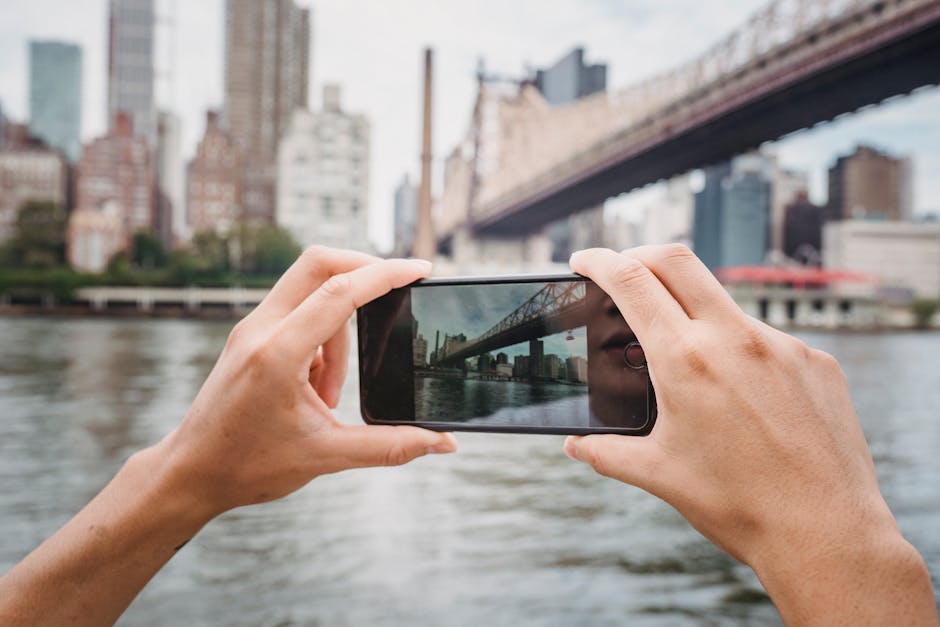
356,274,656,435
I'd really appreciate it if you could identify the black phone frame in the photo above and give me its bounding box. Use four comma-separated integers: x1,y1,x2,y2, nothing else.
356,272,657,436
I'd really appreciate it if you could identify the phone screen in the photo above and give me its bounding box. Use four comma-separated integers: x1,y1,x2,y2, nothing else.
357,275,655,434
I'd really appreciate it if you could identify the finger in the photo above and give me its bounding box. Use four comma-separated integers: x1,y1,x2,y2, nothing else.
280,258,432,357
570,248,687,354
316,317,350,408
621,244,741,320
564,434,667,497
321,425,458,471
255,246,381,319
308,347,324,391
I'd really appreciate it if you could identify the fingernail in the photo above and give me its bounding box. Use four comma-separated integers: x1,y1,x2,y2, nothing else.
409,258,432,272
427,433,457,454
427,443,455,455
563,437,583,462
569,251,584,266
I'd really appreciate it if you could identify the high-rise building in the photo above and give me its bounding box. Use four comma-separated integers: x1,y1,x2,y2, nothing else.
0,127,68,242
156,111,185,247
276,85,370,250
827,145,912,221
692,162,732,270
529,339,544,377
783,193,824,265
771,165,808,258
29,41,83,162
224,0,310,224
565,356,588,383
693,155,772,269
534,47,607,107
543,354,561,379
187,111,240,234
224,0,310,165
824,220,940,298
393,174,417,255
534,47,608,261
75,112,154,247
108,0,156,145
722,163,772,268
413,333,428,368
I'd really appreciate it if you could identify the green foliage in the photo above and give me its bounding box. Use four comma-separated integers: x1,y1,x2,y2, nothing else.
0,221,302,298
2,200,67,268
0,266,105,301
911,298,938,330
131,229,168,269
232,224,302,275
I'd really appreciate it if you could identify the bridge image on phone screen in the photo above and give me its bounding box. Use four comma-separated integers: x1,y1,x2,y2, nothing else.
357,276,655,434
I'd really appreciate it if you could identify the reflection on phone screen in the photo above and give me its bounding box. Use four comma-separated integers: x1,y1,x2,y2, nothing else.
359,279,652,431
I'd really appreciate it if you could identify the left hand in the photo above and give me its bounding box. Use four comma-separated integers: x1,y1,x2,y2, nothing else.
156,246,457,517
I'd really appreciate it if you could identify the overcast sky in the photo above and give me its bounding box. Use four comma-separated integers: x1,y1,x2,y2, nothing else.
2,0,938,252
412,283,587,361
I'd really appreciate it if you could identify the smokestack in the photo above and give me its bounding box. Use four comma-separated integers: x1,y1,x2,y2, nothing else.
413,48,435,260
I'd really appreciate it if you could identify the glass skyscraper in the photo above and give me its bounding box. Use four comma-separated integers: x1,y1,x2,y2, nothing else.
693,156,772,270
108,0,155,144
29,40,83,162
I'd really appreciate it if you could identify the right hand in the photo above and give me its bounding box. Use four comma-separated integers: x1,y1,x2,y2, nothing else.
565,245,936,624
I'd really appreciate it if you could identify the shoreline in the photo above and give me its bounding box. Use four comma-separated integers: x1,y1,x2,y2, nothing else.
1,303,936,332
0,303,250,320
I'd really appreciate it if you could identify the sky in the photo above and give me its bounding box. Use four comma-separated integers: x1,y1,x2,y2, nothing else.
2,0,939,252
411,282,587,361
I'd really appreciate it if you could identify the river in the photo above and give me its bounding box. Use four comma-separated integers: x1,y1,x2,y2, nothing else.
0,317,937,625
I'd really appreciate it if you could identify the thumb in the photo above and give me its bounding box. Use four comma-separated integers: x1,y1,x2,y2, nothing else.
564,434,665,496
328,425,458,470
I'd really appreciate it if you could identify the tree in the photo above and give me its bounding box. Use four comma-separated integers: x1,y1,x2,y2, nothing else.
4,200,67,268
131,229,167,269
912,299,938,330
234,224,300,275
190,229,231,274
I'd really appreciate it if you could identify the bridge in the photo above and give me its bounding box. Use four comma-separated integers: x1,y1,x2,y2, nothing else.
437,0,940,241
434,281,586,367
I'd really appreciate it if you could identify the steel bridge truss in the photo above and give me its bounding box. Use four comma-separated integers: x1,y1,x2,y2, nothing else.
438,281,587,363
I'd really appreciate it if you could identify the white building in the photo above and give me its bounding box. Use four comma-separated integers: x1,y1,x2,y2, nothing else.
157,111,186,247
641,174,693,246
276,85,370,251
823,220,940,298
67,200,124,272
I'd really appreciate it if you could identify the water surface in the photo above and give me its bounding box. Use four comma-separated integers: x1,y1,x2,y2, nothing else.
1,318,937,625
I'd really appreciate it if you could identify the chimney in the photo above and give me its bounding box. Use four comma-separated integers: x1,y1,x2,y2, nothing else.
413,48,435,260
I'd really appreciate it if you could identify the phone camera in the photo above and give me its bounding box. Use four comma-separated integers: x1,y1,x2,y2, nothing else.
623,341,647,370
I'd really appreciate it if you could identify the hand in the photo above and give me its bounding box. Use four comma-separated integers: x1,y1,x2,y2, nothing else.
565,245,936,624
158,246,457,517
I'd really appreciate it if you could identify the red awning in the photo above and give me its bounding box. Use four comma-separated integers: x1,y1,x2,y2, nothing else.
716,266,876,287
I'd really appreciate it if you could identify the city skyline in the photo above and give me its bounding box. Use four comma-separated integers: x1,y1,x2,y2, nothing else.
2,0,939,253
